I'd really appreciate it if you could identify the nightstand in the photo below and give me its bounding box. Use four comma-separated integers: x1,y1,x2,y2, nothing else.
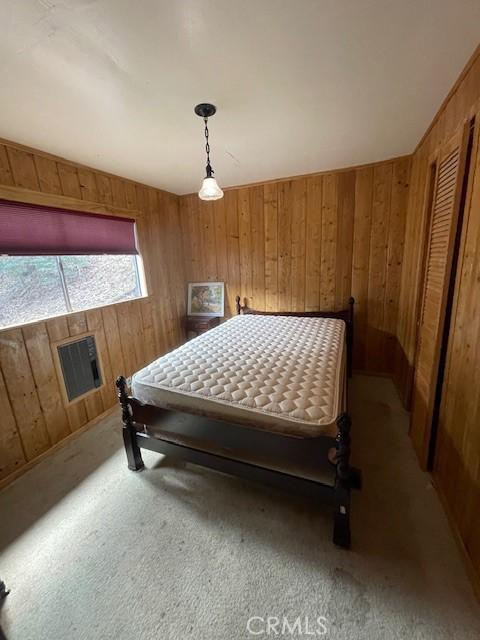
186,316,221,339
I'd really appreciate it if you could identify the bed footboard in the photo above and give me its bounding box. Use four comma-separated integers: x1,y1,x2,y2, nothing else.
116,376,144,471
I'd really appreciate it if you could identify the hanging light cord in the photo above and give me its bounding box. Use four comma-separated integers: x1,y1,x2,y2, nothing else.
204,117,214,176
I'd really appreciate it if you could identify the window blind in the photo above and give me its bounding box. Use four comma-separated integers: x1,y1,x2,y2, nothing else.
0,199,137,255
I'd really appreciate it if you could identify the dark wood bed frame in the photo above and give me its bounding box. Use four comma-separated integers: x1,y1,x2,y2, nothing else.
116,295,361,548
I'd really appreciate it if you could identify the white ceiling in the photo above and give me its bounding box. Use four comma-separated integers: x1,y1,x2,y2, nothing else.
1,1,479,195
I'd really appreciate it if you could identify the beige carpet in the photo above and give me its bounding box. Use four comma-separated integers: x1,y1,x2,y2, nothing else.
0,376,479,639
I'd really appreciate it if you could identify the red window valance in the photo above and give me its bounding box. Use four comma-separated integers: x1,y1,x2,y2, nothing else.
0,199,138,256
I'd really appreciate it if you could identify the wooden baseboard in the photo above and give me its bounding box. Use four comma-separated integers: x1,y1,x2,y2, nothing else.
432,475,480,602
0,405,118,492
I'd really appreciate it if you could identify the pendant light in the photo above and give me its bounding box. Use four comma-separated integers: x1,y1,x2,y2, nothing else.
194,103,224,201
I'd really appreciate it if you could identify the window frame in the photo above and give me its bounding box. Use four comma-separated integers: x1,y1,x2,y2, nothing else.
0,253,147,330
0,186,148,330
53,254,145,314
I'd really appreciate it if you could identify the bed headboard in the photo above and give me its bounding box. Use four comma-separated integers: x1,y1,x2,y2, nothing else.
235,295,355,376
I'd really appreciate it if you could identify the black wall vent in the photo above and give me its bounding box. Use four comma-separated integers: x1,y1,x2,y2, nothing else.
57,335,102,402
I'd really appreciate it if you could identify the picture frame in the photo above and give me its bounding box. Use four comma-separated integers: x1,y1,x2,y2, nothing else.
187,282,225,317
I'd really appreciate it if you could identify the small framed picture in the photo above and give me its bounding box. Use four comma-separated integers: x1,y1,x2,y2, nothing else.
187,282,225,317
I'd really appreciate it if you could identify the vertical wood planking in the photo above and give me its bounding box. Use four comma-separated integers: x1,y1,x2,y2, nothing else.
146,190,171,349
264,183,278,312
124,181,138,210
0,329,50,460
57,163,82,199
86,308,116,411
95,174,113,205
320,174,337,310
102,305,126,378
166,195,187,342
0,366,26,477
366,163,393,372
200,201,218,281
78,168,99,202
131,301,147,368
140,298,157,364
0,145,14,185
305,176,322,311
238,188,253,305
111,178,127,208
179,195,195,283
225,189,241,315
22,322,70,444
46,315,69,342
115,303,137,376
277,181,292,310
148,189,176,352
67,313,87,336
6,147,40,190
34,157,62,195
385,159,410,354
291,178,307,311
335,171,355,310
213,198,228,277
250,186,266,310
213,198,229,306
186,195,202,281
351,167,373,369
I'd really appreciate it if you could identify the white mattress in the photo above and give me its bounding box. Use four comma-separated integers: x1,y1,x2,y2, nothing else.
132,314,346,438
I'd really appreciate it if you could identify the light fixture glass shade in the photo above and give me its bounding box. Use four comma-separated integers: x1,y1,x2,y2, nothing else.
198,177,224,201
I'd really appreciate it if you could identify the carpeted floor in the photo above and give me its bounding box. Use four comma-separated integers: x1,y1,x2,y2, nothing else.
0,375,479,639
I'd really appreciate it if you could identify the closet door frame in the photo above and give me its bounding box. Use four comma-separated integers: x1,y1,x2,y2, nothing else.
409,120,470,469
433,109,479,472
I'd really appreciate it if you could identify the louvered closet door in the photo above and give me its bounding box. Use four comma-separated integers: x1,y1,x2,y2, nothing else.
410,125,468,467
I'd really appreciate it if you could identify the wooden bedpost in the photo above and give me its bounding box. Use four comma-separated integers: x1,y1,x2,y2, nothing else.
235,295,242,315
116,376,144,471
333,413,352,548
333,412,362,548
335,413,352,481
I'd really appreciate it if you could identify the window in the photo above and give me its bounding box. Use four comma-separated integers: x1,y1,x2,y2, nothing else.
59,255,142,311
0,254,144,329
0,198,145,330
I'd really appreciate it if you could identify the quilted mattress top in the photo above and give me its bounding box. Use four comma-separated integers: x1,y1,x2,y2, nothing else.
132,314,345,437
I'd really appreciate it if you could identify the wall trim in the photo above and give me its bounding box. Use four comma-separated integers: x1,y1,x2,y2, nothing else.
0,183,142,219
179,153,412,196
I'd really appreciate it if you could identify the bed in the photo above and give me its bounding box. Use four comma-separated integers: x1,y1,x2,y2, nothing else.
116,295,361,548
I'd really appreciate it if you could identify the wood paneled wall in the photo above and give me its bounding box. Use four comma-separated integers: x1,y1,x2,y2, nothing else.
395,48,480,405
395,45,480,591
0,139,185,483
179,157,411,374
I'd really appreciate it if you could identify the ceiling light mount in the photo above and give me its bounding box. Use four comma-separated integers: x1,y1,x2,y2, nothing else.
195,102,223,201
194,103,217,119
